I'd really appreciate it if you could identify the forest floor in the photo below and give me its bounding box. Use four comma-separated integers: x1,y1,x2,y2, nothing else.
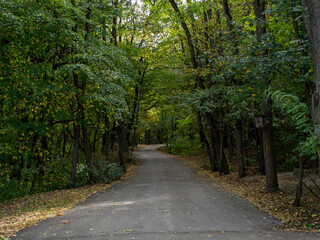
0,164,136,239
160,149,320,233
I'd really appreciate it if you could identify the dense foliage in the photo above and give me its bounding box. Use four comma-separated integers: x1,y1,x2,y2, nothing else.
0,0,138,201
1,0,320,207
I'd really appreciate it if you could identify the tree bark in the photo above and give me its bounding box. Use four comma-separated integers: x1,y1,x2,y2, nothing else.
101,115,110,157
197,111,208,146
219,129,229,175
253,0,266,41
168,0,204,89
302,0,320,168
70,0,79,189
116,120,129,171
291,0,312,108
82,125,94,182
236,119,246,178
262,98,279,192
222,0,238,53
205,113,218,172
294,158,304,207
82,0,94,182
256,128,266,175
253,0,279,192
70,123,80,188
111,0,118,46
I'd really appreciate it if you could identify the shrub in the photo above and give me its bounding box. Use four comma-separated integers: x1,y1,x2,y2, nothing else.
0,179,27,203
165,137,203,156
89,160,124,184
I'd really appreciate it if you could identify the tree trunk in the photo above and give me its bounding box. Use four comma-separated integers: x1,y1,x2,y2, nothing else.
111,0,118,46
294,158,304,207
82,0,94,183
205,113,218,172
227,126,234,157
197,111,208,146
70,123,80,189
168,0,205,89
262,98,279,192
253,0,279,192
236,119,246,178
302,0,320,168
110,125,117,158
291,0,312,108
253,0,266,41
82,125,94,182
101,115,110,157
62,131,68,156
116,120,129,171
70,0,79,189
256,128,266,175
219,130,229,175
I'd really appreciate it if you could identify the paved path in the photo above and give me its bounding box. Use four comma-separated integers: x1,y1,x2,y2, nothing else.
13,145,319,240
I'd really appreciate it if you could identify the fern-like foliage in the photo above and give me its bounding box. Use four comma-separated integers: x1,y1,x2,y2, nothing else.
271,90,318,159
271,90,312,134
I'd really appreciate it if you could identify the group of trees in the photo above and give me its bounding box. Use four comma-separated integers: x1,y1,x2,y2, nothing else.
0,0,163,201
1,0,320,205
140,0,320,205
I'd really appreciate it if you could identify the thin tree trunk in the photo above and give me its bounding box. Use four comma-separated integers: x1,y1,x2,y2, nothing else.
82,125,94,182
256,128,266,175
294,158,304,206
82,0,94,182
219,129,229,175
62,131,68,156
101,115,110,157
227,126,233,157
70,123,80,188
253,0,279,192
236,119,246,178
291,0,311,108
205,113,218,172
168,0,204,89
116,120,129,171
69,0,79,189
111,0,118,46
262,98,279,192
197,111,207,145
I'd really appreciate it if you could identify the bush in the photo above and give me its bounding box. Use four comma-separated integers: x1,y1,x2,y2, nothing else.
89,160,124,184
165,137,203,156
0,179,27,203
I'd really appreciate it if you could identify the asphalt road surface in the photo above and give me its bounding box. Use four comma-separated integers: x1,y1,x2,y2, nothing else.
13,145,320,240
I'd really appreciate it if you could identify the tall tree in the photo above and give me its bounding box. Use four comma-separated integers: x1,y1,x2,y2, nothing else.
253,0,279,192
302,0,320,168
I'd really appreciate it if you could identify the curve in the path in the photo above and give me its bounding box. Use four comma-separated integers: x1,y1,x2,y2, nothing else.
13,145,320,240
